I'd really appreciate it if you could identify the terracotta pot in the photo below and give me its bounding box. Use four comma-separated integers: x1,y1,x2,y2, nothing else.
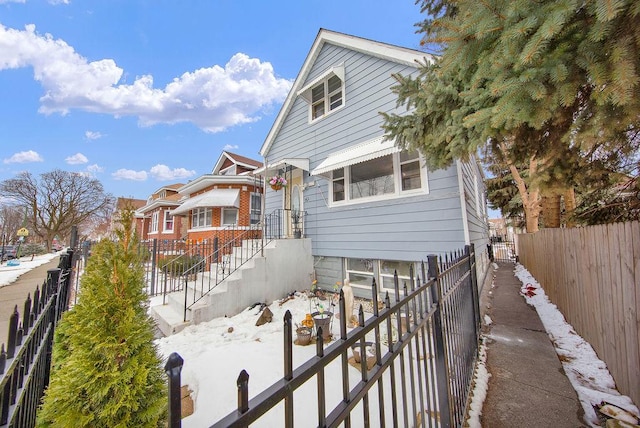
270,184,283,191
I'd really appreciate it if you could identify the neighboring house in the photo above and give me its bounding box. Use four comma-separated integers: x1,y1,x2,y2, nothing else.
259,29,491,296
170,151,264,243
136,184,186,241
110,197,146,238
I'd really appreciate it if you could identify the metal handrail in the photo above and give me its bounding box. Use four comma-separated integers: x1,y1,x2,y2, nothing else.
181,209,306,321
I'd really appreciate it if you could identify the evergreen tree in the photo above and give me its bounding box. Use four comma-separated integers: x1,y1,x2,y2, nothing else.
384,0,640,230
37,209,166,427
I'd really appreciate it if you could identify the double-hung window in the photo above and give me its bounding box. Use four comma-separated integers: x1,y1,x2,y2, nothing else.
311,75,343,120
250,193,262,225
150,211,159,233
298,66,345,122
163,210,173,232
192,208,212,229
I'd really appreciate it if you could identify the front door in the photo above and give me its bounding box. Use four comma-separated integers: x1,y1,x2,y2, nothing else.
285,169,303,237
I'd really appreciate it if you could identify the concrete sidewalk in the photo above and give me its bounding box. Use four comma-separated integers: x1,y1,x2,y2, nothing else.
0,257,61,346
479,262,587,427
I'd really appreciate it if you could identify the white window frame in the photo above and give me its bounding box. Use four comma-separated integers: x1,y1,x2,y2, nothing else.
220,165,236,176
298,66,345,123
221,207,238,226
328,152,428,207
192,208,212,229
163,209,174,232
150,211,159,233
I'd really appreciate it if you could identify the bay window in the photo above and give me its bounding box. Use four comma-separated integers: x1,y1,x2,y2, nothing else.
192,208,212,229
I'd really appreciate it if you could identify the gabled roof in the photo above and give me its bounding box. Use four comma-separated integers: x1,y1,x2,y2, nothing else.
259,28,432,156
153,183,184,192
211,151,263,174
115,197,146,211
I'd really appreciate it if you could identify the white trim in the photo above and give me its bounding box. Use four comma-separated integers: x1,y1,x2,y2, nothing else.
312,135,400,176
163,209,174,232
457,160,471,245
254,158,310,175
297,65,344,102
221,207,239,226
326,150,428,208
260,29,433,157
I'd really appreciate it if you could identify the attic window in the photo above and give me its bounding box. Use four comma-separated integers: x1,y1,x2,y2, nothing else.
297,65,345,122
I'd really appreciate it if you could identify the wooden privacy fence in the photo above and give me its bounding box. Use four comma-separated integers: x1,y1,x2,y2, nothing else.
516,221,640,406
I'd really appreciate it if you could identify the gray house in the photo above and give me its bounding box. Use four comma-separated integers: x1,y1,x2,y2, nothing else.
259,29,490,296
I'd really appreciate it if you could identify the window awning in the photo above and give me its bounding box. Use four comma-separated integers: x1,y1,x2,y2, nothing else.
311,136,399,176
254,158,310,175
171,188,240,216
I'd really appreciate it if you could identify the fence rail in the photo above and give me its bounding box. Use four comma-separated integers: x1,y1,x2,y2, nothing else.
0,250,75,428
517,221,640,407
166,244,480,427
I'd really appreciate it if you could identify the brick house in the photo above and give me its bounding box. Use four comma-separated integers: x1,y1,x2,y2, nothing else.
136,183,186,241
170,151,263,244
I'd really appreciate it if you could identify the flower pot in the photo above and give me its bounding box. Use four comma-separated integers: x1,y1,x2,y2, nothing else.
312,311,333,341
270,184,283,191
296,327,312,346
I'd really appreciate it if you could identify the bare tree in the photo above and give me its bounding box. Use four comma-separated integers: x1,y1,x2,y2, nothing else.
0,204,24,245
0,170,114,250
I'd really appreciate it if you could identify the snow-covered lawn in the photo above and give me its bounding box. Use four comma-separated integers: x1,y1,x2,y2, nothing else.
154,263,638,427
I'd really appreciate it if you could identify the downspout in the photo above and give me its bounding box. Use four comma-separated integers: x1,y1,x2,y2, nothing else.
261,156,267,257
456,160,471,245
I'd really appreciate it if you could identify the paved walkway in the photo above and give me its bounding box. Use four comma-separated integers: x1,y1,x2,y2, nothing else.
480,262,587,427
0,257,61,347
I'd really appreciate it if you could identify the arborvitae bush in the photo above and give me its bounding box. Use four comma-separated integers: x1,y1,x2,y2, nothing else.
37,210,167,427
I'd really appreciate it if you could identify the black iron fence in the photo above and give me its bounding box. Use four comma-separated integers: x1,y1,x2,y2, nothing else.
488,238,517,263
0,250,75,428
165,244,480,427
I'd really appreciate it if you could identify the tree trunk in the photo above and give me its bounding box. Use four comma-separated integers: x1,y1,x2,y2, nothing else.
501,143,541,233
541,193,561,228
564,187,576,228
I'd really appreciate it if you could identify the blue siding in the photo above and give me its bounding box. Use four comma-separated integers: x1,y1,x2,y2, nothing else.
265,42,466,262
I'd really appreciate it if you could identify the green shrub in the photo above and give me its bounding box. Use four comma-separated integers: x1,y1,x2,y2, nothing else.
37,210,166,427
158,254,204,276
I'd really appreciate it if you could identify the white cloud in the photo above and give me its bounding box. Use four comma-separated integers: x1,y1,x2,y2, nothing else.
3,150,44,164
112,169,147,181
86,164,104,173
0,0,26,3
149,164,196,181
48,0,70,4
65,152,88,165
223,144,239,151
0,24,292,133
85,130,104,140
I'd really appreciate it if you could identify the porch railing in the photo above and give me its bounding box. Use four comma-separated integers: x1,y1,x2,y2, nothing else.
180,209,306,321
165,244,480,427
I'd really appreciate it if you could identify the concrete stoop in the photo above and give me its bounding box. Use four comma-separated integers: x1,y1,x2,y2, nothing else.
151,238,313,337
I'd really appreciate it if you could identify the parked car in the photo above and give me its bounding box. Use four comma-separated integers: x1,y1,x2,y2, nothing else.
1,245,17,261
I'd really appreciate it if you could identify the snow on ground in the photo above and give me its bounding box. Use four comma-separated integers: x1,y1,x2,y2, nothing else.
0,252,60,287
514,263,639,427
4,256,638,426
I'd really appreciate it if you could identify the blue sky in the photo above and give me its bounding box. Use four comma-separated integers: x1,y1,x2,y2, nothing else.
0,0,426,200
